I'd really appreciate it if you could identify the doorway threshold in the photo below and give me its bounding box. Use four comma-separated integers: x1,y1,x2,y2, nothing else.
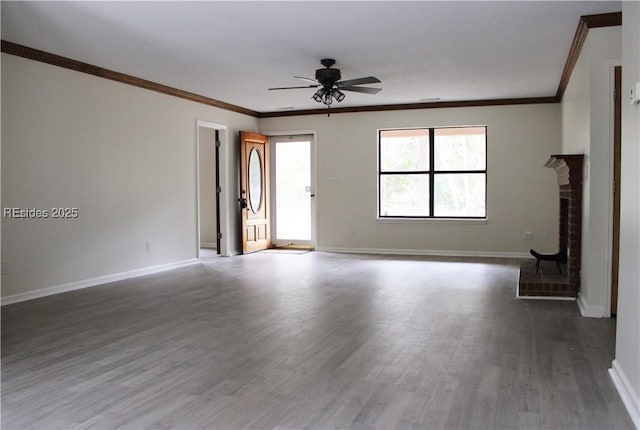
271,243,315,251
261,248,311,255
262,244,314,254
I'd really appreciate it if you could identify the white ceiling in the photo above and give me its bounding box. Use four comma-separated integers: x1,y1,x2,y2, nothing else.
1,1,622,114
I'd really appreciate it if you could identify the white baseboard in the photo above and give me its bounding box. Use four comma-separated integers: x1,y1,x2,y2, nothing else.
316,246,530,259
577,293,606,318
200,242,217,249
1,258,200,306
610,360,640,429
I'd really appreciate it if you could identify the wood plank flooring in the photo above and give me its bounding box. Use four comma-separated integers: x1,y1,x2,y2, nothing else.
1,251,634,429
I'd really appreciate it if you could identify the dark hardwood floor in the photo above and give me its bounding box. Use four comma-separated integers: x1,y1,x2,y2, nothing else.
1,251,634,429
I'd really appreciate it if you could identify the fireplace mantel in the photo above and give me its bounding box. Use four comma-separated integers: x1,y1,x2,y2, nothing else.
544,154,584,185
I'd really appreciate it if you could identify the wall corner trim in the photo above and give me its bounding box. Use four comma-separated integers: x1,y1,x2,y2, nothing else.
1,258,200,306
609,360,640,429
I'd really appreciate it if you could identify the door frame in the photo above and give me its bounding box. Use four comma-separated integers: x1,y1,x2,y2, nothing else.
608,64,622,316
265,130,318,248
604,61,622,317
196,120,232,257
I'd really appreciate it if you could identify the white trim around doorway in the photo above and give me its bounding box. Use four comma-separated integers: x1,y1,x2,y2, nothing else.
196,120,231,257
264,130,318,249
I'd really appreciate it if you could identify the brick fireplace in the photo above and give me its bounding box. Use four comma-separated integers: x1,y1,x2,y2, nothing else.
518,154,584,297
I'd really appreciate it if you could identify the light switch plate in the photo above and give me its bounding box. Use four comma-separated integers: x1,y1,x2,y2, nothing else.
631,81,640,105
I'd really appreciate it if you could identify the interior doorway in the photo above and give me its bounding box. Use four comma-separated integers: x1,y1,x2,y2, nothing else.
197,121,230,257
269,134,316,248
198,127,219,252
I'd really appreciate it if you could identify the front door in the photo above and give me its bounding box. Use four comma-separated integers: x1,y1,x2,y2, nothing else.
240,132,271,253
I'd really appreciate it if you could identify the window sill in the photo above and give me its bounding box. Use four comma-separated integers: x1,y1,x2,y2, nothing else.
376,217,488,225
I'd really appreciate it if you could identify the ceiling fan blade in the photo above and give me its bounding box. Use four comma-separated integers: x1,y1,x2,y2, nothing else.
294,76,319,84
336,76,381,87
341,86,382,94
268,85,320,90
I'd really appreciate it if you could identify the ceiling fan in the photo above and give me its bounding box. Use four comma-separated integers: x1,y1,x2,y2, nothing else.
268,59,382,110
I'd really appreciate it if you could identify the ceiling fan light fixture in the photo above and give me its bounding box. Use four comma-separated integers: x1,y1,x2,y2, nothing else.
269,58,381,108
272,60,382,112
312,88,326,103
332,88,345,102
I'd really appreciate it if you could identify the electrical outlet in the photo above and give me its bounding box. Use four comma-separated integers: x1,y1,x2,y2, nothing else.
146,241,152,253
524,231,534,241
1,260,10,275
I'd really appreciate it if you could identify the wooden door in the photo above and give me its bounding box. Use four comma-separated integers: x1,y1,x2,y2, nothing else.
611,66,621,315
240,132,271,253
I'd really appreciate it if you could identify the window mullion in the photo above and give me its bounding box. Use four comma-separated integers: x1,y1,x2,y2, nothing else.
429,128,435,217
378,130,382,217
379,171,430,175
433,169,487,173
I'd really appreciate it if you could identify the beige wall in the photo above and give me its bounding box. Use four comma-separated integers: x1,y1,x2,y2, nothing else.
260,103,561,256
561,26,622,317
613,2,640,426
1,54,258,301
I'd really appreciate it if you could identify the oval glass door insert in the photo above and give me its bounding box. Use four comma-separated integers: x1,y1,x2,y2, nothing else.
248,148,262,213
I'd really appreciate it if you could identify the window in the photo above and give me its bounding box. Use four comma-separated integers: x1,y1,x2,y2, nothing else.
378,126,486,218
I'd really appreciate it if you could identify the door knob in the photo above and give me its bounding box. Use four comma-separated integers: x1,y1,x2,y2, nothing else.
238,197,248,209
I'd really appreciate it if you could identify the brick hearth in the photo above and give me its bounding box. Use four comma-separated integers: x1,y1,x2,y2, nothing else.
518,154,583,297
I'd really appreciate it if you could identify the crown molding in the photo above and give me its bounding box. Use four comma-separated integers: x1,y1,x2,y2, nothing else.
258,97,559,118
582,11,623,29
1,11,622,119
555,12,622,100
0,40,259,118
1,40,557,118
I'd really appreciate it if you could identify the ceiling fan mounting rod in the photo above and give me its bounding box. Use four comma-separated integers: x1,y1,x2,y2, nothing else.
316,62,341,88
320,58,335,68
